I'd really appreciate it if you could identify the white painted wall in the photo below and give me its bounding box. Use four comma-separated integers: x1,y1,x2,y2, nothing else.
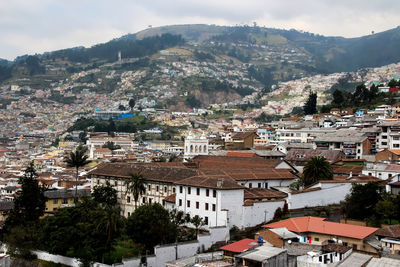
219,190,244,228
32,250,81,267
239,179,294,189
242,200,285,228
287,183,353,210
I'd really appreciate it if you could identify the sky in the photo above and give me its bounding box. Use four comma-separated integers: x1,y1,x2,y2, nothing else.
1,0,399,60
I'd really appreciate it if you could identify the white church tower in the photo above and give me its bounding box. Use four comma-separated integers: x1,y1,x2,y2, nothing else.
184,130,209,162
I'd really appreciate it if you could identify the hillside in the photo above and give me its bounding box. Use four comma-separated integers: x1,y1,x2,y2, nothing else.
1,24,400,110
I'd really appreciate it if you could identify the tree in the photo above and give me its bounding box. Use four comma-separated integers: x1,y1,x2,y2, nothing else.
118,104,126,111
303,91,317,115
191,215,205,236
3,161,46,259
7,161,46,224
342,182,384,221
39,199,124,265
92,182,118,207
102,141,121,151
332,90,344,107
375,195,397,224
64,145,91,203
302,156,333,186
126,203,175,251
125,172,147,209
169,209,191,259
129,99,135,110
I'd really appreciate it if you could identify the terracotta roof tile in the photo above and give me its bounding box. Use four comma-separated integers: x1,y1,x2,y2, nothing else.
226,151,256,157
263,216,378,240
175,175,245,190
164,194,176,203
376,225,400,238
89,162,197,183
220,238,258,253
244,188,287,200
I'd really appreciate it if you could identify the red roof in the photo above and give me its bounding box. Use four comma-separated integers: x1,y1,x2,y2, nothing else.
263,216,378,240
220,238,258,253
226,152,256,157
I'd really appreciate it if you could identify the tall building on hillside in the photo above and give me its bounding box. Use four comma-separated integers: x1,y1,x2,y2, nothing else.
184,130,209,161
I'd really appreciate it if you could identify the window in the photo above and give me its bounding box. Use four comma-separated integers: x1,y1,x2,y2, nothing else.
368,173,372,176
206,189,209,197
204,216,208,225
149,198,152,204
205,203,209,210
394,144,400,148
173,187,176,193
196,202,199,209
148,185,151,191
382,135,388,139
156,186,159,191
314,237,319,241
213,190,216,198
62,198,68,204
179,199,182,206
249,183,252,188
114,181,118,186
389,174,393,178
258,183,261,188
127,196,131,203
142,197,146,203
53,199,58,204
265,183,268,189
179,186,183,193
164,187,167,193
188,187,191,194
128,212,131,216
187,200,190,207
197,188,200,195
382,142,387,145
212,204,216,211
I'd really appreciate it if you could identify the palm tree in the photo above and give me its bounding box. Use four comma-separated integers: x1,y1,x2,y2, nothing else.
302,156,333,186
64,145,91,203
125,172,147,210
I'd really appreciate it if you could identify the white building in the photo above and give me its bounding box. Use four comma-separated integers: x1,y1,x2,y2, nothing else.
184,130,209,161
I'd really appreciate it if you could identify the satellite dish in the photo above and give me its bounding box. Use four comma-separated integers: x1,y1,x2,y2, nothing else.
288,240,292,244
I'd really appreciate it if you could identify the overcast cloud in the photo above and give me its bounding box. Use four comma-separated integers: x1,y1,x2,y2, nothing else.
0,0,399,60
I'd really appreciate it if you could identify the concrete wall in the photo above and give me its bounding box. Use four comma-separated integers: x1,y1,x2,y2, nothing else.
33,250,81,267
110,226,230,267
242,200,285,228
220,190,244,228
288,183,352,210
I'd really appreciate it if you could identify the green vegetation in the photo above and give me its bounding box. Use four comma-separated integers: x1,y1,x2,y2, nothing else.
322,82,398,112
341,182,400,226
125,173,147,209
3,162,46,259
46,34,185,63
302,156,333,186
64,145,91,203
2,170,200,265
102,141,121,151
68,116,157,133
303,91,317,115
48,91,76,104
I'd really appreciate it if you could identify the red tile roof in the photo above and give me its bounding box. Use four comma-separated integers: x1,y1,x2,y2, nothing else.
220,238,258,253
263,216,378,240
226,152,256,157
